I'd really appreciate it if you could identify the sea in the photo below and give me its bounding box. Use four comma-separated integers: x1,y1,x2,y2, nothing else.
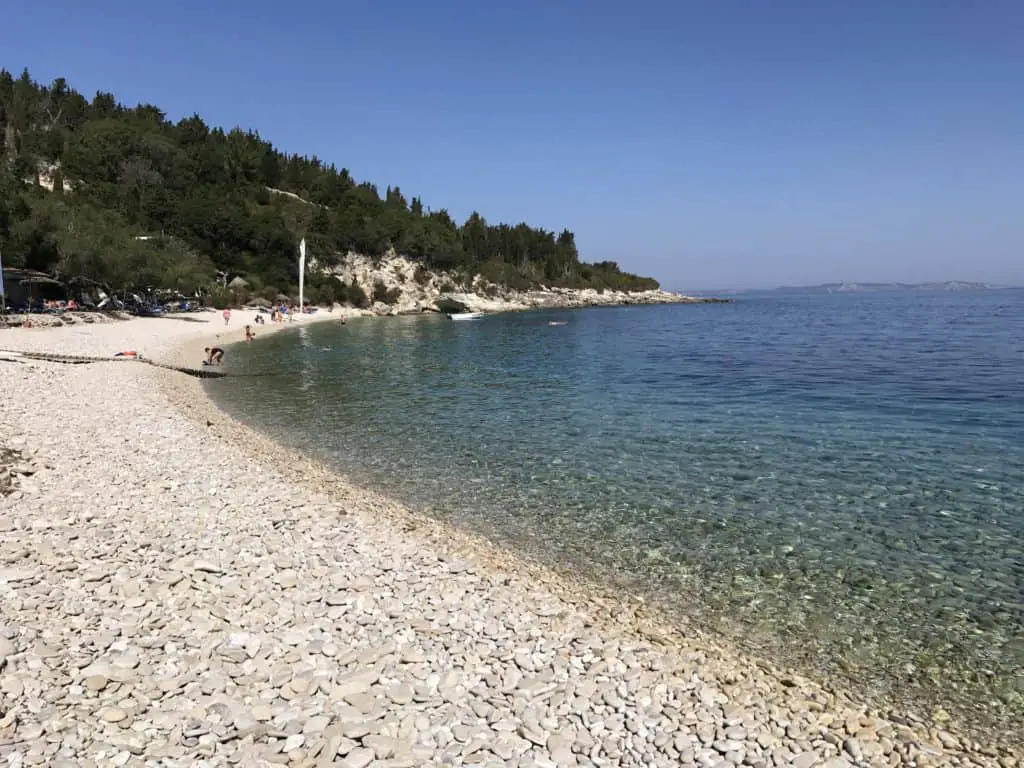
207,290,1024,734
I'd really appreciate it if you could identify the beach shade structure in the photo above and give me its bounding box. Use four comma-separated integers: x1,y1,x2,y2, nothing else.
228,276,250,303
275,293,291,303
65,275,109,306
2,268,63,285
2,268,64,309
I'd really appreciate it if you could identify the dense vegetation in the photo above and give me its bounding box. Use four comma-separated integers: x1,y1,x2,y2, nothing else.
0,69,659,304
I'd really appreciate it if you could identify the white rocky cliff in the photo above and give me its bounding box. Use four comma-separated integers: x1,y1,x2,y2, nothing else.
322,253,725,316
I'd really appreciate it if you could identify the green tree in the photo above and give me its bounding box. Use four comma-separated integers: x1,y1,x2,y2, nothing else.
0,68,661,296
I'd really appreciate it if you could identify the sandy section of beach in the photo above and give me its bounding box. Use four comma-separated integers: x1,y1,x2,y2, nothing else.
0,308,342,366
0,317,1017,768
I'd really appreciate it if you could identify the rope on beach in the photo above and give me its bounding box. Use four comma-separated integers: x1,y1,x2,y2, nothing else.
0,350,228,379
143,359,228,379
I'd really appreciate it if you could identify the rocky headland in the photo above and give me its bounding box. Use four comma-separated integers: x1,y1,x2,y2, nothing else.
322,254,730,318
0,316,1016,768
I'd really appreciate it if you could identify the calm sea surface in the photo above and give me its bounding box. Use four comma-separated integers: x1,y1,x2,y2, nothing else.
207,291,1024,732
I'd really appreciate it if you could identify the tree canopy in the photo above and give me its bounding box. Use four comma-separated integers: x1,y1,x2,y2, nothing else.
0,68,659,300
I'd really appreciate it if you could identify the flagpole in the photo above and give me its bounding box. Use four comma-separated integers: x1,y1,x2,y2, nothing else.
298,238,306,320
0,247,6,318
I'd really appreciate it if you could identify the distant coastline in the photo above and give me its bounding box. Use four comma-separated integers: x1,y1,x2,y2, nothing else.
684,280,1020,297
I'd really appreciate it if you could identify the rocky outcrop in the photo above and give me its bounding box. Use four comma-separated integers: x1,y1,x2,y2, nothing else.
26,161,74,193
325,253,729,317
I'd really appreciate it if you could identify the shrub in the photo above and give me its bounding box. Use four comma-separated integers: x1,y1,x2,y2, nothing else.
347,279,369,308
306,274,342,305
207,286,232,308
372,279,402,305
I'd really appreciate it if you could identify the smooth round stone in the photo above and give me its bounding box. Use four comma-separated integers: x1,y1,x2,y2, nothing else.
1,676,25,697
386,684,414,705
85,675,109,692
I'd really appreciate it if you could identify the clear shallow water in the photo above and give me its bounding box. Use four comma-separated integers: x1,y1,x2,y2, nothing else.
208,292,1024,731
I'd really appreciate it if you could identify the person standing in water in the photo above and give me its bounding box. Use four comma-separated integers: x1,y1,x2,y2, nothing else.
245,325,254,342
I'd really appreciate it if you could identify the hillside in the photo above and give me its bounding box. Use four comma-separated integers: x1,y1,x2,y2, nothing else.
0,68,662,306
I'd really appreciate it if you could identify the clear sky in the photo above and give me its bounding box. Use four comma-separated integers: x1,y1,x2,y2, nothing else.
4,0,1023,289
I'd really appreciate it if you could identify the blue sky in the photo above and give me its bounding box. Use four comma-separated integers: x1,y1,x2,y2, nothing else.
4,0,1023,289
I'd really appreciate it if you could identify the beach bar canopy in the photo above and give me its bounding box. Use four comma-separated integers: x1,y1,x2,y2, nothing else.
1,268,64,305
1,268,62,284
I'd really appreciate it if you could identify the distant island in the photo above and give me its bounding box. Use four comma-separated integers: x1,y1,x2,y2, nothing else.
0,68,668,310
685,281,1017,296
771,281,1011,294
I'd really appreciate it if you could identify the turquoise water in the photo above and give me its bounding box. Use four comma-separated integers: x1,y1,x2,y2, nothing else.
208,292,1024,731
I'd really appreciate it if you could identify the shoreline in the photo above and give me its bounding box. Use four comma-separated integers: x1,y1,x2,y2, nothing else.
0,315,1018,766
176,321,1024,752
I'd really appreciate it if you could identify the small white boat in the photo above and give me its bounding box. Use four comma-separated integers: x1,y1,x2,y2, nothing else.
447,312,484,321
548,321,568,326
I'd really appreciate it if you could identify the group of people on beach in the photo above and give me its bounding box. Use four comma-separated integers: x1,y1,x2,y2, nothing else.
223,306,296,327
269,305,292,323
204,320,258,366
205,304,301,366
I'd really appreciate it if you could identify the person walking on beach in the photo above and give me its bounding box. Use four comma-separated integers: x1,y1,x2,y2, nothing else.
223,308,231,325
245,324,254,342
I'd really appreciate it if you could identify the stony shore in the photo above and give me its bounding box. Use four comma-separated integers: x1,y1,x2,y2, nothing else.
0,315,1018,767
432,287,729,316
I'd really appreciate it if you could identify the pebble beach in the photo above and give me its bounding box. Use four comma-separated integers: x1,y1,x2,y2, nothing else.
0,312,1018,768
